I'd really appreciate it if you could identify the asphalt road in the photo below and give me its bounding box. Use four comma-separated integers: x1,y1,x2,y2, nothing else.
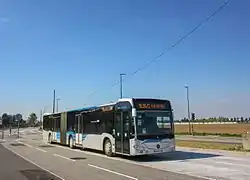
2,128,250,180
0,143,61,180
1,132,203,180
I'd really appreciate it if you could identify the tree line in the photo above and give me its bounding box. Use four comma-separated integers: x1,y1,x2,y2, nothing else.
0,112,40,128
178,116,250,123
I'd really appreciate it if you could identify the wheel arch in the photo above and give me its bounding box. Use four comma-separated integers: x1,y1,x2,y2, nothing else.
101,133,115,153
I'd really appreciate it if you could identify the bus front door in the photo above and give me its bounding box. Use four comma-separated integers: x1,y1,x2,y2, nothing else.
114,111,130,155
60,112,67,145
75,114,82,145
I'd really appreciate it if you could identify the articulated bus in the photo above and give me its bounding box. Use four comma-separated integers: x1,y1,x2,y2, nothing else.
43,98,175,156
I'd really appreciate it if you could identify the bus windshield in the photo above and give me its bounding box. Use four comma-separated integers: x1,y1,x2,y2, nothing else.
136,111,173,135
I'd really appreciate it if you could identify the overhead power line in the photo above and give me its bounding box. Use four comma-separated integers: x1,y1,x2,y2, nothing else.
86,1,229,99
130,1,228,77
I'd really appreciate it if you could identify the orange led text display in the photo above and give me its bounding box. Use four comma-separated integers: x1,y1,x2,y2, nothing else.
138,103,165,109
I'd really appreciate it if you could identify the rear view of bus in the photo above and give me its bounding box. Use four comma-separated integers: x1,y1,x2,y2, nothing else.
115,98,175,156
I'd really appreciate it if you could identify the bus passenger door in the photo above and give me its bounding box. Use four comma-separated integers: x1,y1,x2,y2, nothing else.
114,111,122,153
75,114,81,145
122,111,130,154
114,110,130,154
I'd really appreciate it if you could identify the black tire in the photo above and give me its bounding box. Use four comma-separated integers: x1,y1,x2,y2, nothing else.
104,139,113,157
48,134,52,144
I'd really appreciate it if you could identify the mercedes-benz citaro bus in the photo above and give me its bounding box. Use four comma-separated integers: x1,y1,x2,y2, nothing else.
43,98,175,156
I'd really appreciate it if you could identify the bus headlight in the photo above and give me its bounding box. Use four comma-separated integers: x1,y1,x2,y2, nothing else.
133,145,145,152
133,145,139,150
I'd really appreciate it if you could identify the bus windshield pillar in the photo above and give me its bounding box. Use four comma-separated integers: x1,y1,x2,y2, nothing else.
133,116,137,139
132,108,137,139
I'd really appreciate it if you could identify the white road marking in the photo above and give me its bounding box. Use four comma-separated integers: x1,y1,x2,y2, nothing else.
88,164,138,180
52,143,113,158
53,153,76,162
217,156,250,162
4,145,65,180
35,147,47,153
215,160,250,169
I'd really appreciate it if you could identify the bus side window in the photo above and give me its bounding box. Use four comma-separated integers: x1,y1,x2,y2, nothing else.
97,112,105,134
50,117,54,131
105,111,113,134
123,112,130,132
67,112,75,132
115,114,121,134
80,115,84,133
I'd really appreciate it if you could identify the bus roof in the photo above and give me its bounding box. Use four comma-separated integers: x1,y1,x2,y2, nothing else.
43,112,53,116
99,102,116,107
43,98,170,115
68,102,116,113
67,106,98,113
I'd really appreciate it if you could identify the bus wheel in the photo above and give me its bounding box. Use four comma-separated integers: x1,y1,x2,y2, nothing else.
48,134,52,144
104,139,112,157
69,136,74,149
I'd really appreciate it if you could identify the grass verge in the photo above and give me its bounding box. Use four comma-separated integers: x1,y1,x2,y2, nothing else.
175,132,242,137
176,140,247,151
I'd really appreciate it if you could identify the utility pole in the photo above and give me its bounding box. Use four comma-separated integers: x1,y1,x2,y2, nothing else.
53,89,56,113
9,116,12,136
0,117,3,139
40,109,43,122
17,119,20,139
1,126,3,139
40,109,43,130
16,114,22,139
56,98,60,112
185,85,191,135
120,73,126,99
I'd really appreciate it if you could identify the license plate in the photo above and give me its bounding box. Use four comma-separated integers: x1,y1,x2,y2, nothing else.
154,149,162,153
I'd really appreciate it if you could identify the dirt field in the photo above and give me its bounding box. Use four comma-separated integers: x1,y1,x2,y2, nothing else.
175,124,250,135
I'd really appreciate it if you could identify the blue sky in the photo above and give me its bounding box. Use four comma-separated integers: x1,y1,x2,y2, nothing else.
0,0,249,119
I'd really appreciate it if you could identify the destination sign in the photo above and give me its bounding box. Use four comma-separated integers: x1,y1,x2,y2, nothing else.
133,98,171,110
138,103,165,109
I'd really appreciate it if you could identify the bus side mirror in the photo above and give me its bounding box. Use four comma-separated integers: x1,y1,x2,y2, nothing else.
132,108,137,118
